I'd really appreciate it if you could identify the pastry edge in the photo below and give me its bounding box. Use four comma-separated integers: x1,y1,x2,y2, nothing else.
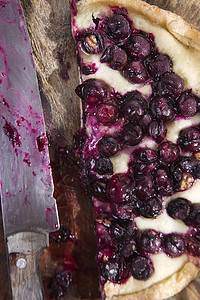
105,262,199,300
75,0,200,51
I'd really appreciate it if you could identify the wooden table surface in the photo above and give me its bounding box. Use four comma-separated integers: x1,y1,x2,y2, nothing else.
1,0,200,299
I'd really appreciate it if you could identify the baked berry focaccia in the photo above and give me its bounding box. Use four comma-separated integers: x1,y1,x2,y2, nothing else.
70,0,200,299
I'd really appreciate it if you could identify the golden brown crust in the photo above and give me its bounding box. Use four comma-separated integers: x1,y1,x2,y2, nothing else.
75,0,200,50
105,262,198,300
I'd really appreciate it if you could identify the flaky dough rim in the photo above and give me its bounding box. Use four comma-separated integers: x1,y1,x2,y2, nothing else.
75,0,200,51
105,262,198,300
72,0,200,299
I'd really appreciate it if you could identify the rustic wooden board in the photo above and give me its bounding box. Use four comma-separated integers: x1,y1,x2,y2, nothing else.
0,0,200,299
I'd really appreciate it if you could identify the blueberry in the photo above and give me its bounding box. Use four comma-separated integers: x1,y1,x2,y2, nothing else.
136,148,158,163
186,233,200,257
131,148,159,174
135,196,162,218
100,44,128,70
96,102,119,125
130,256,154,280
120,123,143,146
110,220,127,240
93,199,113,219
114,204,134,220
147,53,173,78
166,198,191,220
125,33,151,59
177,91,199,117
150,96,175,122
91,178,108,200
147,120,167,143
120,237,137,258
158,141,180,163
96,223,115,253
178,127,200,152
100,259,121,282
135,174,155,198
139,229,162,254
123,60,148,84
154,165,173,196
170,157,196,191
100,257,128,283
156,72,184,97
50,270,71,298
138,113,152,128
121,91,147,122
164,234,185,257
97,136,120,157
185,204,200,228
75,79,108,104
107,173,135,204
81,31,104,54
94,157,113,175
105,14,131,42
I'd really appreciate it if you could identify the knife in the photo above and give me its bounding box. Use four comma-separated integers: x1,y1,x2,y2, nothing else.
0,0,59,299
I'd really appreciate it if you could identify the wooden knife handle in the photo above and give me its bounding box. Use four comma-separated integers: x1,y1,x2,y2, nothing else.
9,252,43,300
7,232,48,300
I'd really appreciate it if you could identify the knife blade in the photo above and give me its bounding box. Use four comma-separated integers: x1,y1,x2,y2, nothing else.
0,0,59,299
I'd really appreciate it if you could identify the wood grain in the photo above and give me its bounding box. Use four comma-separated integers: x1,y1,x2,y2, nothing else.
0,0,200,299
20,0,81,146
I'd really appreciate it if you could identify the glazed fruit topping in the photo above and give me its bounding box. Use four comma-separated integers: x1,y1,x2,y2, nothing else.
154,165,173,196
120,123,143,146
164,233,185,257
97,136,120,157
136,148,158,163
158,141,180,163
123,60,148,84
91,179,108,200
121,91,147,122
177,90,199,117
125,33,151,59
110,220,127,240
96,102,119,125
114,203,134,220
94,157,113,175
178,126,200,152
75,79,108,104
139,229,162,254
135,196,162,218
167,198,191,220
81,31,104,54
150,96,175,122
170,157,198,191
101,259,120,283
130,256,154,280
156,72,184,97
147,53,173,78
100,44,128,70
147,120,167,143
107,173,135,204
185,204,200,228
131,148,158,174
105,13,131,42
135,174,155,198
186,232,200,257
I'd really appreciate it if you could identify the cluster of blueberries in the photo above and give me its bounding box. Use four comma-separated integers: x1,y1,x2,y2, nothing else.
74,9,200,284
